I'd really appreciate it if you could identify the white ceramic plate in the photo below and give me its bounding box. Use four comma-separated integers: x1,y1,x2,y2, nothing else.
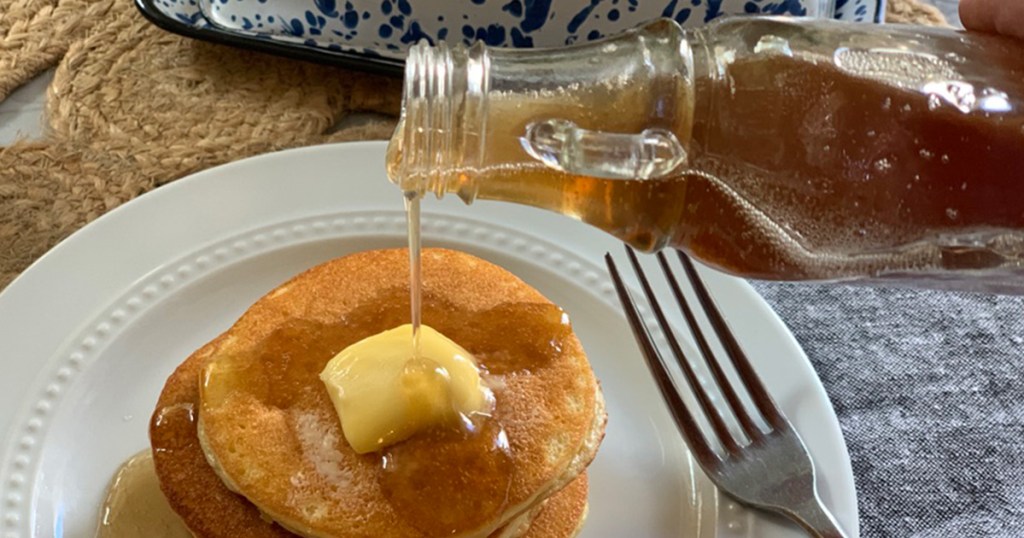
0,142,858,537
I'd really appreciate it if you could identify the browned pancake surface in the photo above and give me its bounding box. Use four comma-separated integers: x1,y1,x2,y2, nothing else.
194,248,602,537
150,338,591,538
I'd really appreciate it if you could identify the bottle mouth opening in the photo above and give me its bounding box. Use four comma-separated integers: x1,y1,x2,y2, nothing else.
389,40,486,200
393,41,444,196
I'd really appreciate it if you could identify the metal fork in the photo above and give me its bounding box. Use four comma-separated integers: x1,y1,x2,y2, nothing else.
606,247,849,538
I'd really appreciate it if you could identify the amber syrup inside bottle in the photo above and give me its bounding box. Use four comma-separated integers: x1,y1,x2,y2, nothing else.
389,18,1024,293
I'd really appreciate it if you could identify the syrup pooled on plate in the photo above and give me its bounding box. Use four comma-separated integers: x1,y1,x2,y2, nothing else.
95,450,191,538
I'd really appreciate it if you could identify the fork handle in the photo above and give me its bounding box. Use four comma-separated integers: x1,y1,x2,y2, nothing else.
787,495,850,538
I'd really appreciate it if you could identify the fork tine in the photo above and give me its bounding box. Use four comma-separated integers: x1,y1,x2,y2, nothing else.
676,251,788,431
613,255,846,538
623,247,741,455
659,251,765,442
604,253,720,468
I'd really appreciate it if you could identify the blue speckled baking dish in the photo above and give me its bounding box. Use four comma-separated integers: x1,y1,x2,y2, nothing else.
135,0,886,75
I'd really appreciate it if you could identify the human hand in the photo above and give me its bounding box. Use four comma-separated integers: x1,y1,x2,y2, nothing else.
961,0,1024,40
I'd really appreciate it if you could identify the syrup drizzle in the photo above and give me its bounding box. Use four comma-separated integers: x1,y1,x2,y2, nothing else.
404,191,422,355
394,183,577,534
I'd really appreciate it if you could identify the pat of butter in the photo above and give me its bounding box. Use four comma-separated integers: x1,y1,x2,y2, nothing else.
319,324,493,454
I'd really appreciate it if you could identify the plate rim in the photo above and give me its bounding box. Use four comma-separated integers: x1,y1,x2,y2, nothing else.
0,141,859,537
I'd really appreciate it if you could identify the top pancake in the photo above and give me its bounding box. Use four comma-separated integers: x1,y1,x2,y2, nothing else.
149,333,590,538
195,248,602,538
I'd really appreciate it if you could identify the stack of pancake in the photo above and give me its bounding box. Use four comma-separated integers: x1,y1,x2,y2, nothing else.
149,248,606,537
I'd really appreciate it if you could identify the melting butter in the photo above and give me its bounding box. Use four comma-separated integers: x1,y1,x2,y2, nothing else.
95,450,192,538
319,324,493,454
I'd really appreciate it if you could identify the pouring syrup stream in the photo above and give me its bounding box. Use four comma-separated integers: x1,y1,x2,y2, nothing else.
404,191,422,354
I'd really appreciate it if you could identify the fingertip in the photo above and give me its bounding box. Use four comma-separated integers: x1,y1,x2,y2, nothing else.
959,0,991,32
960,0,1024,40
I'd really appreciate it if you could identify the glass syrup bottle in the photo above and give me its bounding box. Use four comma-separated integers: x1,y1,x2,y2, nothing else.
388,17,1024,294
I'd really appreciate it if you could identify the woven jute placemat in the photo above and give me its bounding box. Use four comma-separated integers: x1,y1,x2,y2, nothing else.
0,0,946,289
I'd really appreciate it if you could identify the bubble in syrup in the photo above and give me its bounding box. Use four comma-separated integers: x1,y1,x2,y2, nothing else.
941,154,950,164
919,149,934,160
944,52,967,64
946,208,959,220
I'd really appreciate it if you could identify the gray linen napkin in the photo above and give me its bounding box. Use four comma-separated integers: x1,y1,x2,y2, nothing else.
752,282,1024,537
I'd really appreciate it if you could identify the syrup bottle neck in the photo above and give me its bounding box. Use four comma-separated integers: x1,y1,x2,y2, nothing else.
387,19,704,201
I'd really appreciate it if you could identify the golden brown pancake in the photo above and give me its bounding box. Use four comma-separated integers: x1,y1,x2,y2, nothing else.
149,340,591,538
194,248,604,538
